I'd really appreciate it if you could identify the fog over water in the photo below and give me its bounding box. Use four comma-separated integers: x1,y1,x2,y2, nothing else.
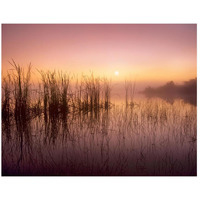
110,78,197,106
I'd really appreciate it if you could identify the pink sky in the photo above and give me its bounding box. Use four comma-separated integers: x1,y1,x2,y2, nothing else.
2,24,196,85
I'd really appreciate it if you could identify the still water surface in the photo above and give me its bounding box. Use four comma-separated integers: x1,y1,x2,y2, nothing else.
2,96,196,175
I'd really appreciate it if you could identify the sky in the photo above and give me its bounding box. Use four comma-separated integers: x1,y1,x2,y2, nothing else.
2,24,197,88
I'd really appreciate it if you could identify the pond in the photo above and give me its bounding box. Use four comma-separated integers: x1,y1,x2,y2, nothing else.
2,97,197,176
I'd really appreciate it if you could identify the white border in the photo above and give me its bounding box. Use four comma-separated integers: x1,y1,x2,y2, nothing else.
0,0,199,200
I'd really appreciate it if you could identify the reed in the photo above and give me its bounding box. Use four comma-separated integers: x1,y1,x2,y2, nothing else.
37,69,111,118
2,73,12,120
9,60,31,120
125,79,136,108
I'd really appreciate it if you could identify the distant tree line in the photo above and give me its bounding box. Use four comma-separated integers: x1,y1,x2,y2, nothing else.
142,78,197,96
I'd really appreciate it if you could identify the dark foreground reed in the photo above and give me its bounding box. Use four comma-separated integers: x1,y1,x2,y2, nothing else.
2,63,112,121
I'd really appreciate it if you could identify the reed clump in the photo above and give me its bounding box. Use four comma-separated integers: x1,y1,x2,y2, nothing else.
7,60,32,121
2,62,101,120
78,73,101,113
2,62,112,123
38,70,71,118
2,61,113,120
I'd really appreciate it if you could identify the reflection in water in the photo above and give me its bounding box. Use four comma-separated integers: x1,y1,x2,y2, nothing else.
2,117,33,175
2,98,197,176
144,94,196,106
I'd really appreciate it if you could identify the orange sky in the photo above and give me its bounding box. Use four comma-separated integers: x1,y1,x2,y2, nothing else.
2,24,197,86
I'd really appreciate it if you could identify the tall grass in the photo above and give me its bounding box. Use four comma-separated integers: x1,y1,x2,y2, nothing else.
37,67,112,118
2,73,12,120
8,60,32,121
125,79,136,108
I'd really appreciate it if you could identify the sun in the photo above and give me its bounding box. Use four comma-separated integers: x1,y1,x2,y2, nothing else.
115,71,119,76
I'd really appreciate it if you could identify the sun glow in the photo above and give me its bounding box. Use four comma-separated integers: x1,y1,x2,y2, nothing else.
115,71,119,76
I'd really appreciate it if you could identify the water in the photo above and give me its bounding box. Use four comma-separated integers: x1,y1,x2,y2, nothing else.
2,97,197,176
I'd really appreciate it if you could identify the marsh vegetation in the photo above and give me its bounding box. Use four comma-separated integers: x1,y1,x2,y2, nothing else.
2,62,197,176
